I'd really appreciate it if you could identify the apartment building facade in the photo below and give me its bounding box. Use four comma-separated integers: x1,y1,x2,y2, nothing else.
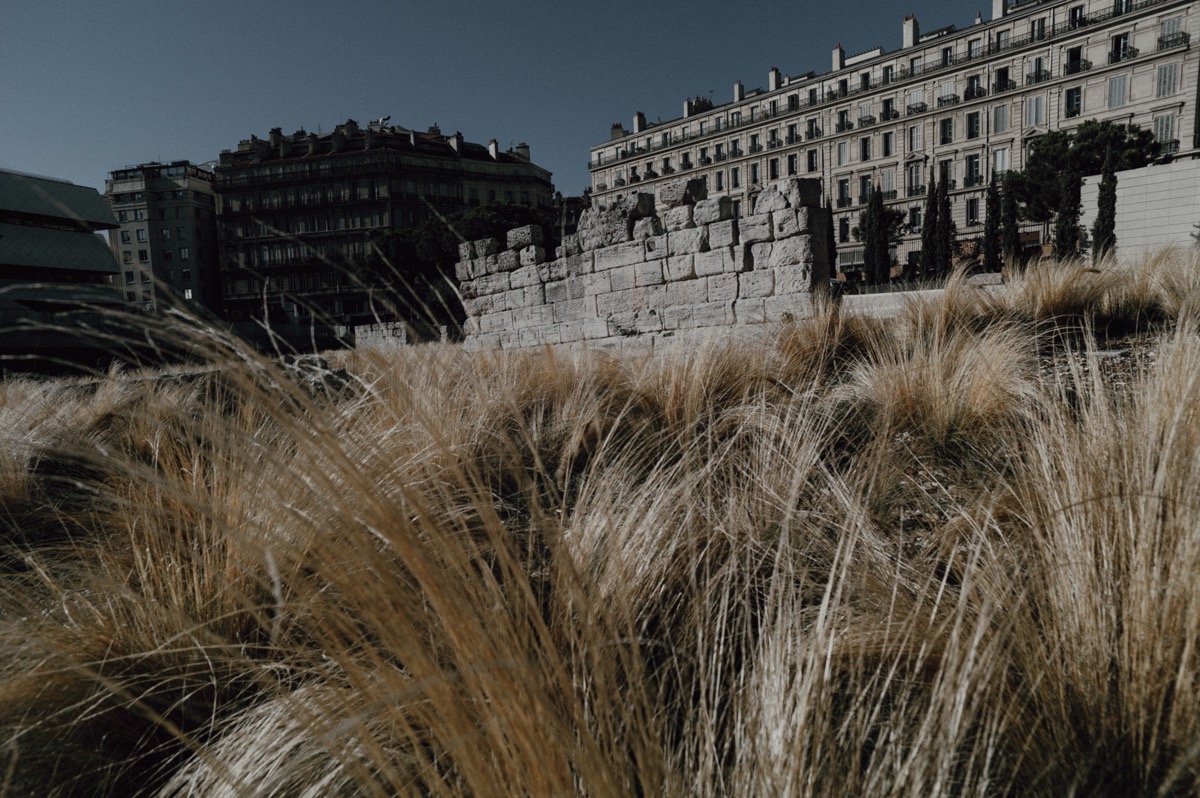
589,0,1197,272
213,119,554,347
104,161,221,313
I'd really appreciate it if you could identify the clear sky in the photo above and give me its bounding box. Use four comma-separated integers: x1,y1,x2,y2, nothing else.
2,0,982,197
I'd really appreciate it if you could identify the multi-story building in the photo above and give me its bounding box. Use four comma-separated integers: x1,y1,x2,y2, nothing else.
213,118,554,347
589,0,1196,273
104,161,220,314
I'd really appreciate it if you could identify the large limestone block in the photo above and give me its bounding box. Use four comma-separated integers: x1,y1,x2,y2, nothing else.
773,210,803,239
462,294,494,317
562,251,594,276
608,309,663,336
695,247,731,277
663,304,693,330
583,271,611,295
632,216,664,240
473,238,500,257
463,272,510,298
739,213,774,244
765,293,815,323
507,225,545,250
665,254,695,281
663,205,695,232
593,240,646,272
733,298,767,324
519,325,561,348
636,260,665,287
519,245,546,267
597,287,648,316
739,270,775,299
753,185,791,215
582,319,611,340
543,277,585,305
774,263,815,296
553,297,597,323
610,263,638,292
458,241,475,262
496,250,520,272
643,234,668,257
665,278,708,306
509,264,541,289
692,300,735,328
781,178,823,210
577,191,655,250
454,259,472,282
658,178,707,208
537,259,567,283
666,227,709,257
708,219,739,248
769,236,814,270
560,233,583,256
707,273,739,302
479,309,514,333
693,197,734,226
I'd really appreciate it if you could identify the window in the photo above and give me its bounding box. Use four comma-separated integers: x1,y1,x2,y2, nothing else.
787,154,798,176
119,230,130,244
750,163,760,184
965,154,981,185
837,141,849,166
994,104,1009,133
716,171,724,190
1110,32,1131,62
1065,87,1082,117
939,159,954,185
162,250,172,262
883,131,894,157
137,249,148,262
769,158,779,180
122,250,131,264
837,179,851,203
907,162,924,191
134,209,146,221
993,147,1009,175
179,247,190,261
181,268,192,281
967,198,981,225
908,89,925,107
1030,17,1046,41
807,150,819,172
1069,5,1086,28
732,200,742,217
859,175,873,202
882,98,895,119
968,38,982,58
184,288,194,300
1154,114,1177,146
126,291,136,302
839,218,850,243
942,47,953,67
141,271,151,284
967,111,981,139
908,124,923,151
996,30,1010,49
860,137,872,161
731,167,740,188
135,228,147,242
1157,63,1179,98
939,118,953,144
910,206,923,228
161,228,170,240
1163,16,1182,37
882,65,894,84
1114,0,1131,14
1026,95,1045,125
124,271,134,284
881,170,895,194
117,210,129,222
1108,75,1128,108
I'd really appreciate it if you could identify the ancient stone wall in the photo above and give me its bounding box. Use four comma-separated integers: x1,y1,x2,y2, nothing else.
456,177,830,352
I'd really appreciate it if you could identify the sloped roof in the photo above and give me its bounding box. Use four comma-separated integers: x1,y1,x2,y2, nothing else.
0,223,120,274
0,169,117,229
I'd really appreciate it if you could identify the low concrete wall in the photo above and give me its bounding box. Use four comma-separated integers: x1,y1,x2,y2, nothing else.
457,177,831,352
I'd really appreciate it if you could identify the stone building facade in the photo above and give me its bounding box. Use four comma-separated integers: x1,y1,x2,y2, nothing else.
213,119,554,348
105,161,221,314
589,0,1197,274
456,178,829,352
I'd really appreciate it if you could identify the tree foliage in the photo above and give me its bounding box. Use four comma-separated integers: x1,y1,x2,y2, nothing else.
1092,148,1118,261
934,176,956,277
983,174,1002,272
1012,120,1159,223
1053,164,1083,260
860,189,893,284
920,169,939,280
1001,172,1022,266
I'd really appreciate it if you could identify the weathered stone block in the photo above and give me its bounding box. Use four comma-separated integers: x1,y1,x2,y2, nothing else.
507,225,545,250
527,303,554,324
458,241,475,262
663,205,695,232
519,245,546,267
475,254,499,276
782,178,823,210
609,263,638,292
582,319,610,339
636,260,664,287
594,240,646,271
658,178,707,208
479,309,513,333
740,213,774,245
608,309,663,335
537,259,567,283
707,273,739,302
474,238,500,257
553,297,597,323
454,259,472,282
462,294,494,317
769,236,813,270
663,304,693,330
774,263,815,296
773,210,801,239
693,196,733,226
695,247,731,277
765,293,815,322
583,271,611,296
509,264,540,289
734,298,767,324
643,234,667,256
632,216,664,240
563,251,594,275
753,185,791,214
518,325,560,347
665,278,708,306
561,233,582,256
692,300,735,328
665,254,695,281
666,227,709,257
496,250,519,272
749,242,772,270
708,219,739,248
544,280,569,305
739,270,775,299
473,272,510,296
597,287,647,316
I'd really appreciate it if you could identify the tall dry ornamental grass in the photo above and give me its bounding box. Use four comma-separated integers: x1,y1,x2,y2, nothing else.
1,250,1200,796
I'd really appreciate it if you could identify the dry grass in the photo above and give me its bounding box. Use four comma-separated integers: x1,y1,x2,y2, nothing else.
1,252,1200,796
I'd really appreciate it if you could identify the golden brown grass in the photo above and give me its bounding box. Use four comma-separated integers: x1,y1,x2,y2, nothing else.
1,252,1200,796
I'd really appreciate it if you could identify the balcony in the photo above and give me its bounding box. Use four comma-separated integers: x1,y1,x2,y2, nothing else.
748,143,764,153
1159,31,1190,51
992,79,1017,93
1109,46,1139,64
1026,69,1052,86
880,108,901,121
715,153,727,162
807,128,823,140
963,174,984,188
836,120,855,133
786,134,801,145
1160,139,1181,156
942,179,957,190
858,115,877,127
836,197,853,208
680,161,693,170
937,94,961,108
661,166,676,175
614,177,627,187
699,156,713,165
858,195,873,205
1064,59,1092,75
906,185,927,197
906,102,928,115
880,190,898,201
596,182,608,191
964,85,988,100
1065,104,1082,118
768,140,783,149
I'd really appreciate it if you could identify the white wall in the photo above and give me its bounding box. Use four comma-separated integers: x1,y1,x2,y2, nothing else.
1081,159,1200,262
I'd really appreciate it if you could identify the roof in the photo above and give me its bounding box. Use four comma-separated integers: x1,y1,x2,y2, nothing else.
0,169,117,229
0,222,120,275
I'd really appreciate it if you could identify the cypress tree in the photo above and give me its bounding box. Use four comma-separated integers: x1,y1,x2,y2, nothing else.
1001,171,1022,266
983,172,1002,272
1092,147,1118,262
863,188,891,284
1054,165,1082,261
935,175,955,277
920,168,939,280
825,197,838,281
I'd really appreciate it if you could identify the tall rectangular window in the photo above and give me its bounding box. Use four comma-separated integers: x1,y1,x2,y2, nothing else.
860,137,872,161
907,162,924,191
716,171,724,191
993,147,1009,175
994,104,1009,133
807,150,818,172
769,159,779,180
940,117,954,144
967,197,981,224
1108,75,1128,108
967,111,981,138
1026,95,1045,125
881,169,895,194
908,124,923,151
1154,114,1176,144
731,167,740,188
965,154,981,185
837,141,849,166
1157,63,1178,98
1065,87,1082,117
883,131,894,156
787,154,797,176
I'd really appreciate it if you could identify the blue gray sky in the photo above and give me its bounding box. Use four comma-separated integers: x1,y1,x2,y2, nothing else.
2,0,979,196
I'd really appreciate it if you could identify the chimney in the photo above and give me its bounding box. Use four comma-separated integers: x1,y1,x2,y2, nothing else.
514,142,530,161
733,80,745,102
610,123,627,141
307,132,319,155
684,98,694,118
268,127,283,148
832,45,846,72
488,139,499,159
331,130,345,153
633,111,647,133
992,0,1006,19
769,66,783,91
449,131,463,153
975,9,984,24
903,15,920,48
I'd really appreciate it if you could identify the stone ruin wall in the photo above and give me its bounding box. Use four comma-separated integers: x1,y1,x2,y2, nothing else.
456,177,830,352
